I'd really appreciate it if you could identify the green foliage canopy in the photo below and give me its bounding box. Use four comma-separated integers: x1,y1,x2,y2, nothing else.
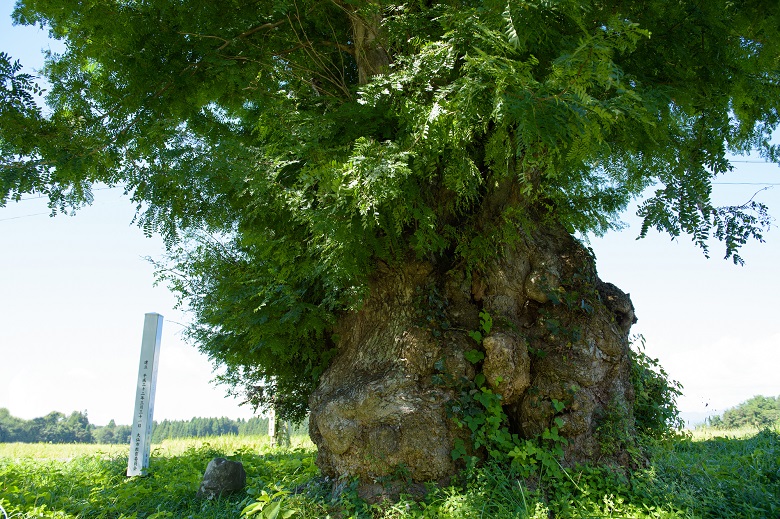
2,0,779,418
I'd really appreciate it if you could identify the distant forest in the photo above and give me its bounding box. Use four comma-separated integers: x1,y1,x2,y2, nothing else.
0,408,283,444
706,395,780,429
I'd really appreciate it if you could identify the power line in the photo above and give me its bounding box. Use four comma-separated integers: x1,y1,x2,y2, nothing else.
713,182,780,186
1,178,775,223
0,212,50,222
15,185,122,202
166,320,189,329
1,186,128,222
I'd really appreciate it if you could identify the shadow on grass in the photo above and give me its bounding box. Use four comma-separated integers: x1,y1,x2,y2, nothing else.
635,429,780,518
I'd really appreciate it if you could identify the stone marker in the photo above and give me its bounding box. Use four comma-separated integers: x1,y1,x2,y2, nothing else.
197,458,246,499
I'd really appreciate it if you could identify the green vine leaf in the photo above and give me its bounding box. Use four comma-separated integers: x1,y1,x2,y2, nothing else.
465,349,486,364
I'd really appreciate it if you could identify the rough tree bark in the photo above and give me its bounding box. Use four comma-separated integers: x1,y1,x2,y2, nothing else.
349,9,390,85
309,219,637,491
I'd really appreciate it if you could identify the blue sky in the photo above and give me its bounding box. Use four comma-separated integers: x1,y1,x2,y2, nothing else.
2,3,779,427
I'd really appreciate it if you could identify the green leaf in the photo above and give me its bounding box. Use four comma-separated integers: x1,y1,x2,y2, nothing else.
479,310,493,335
465,349,485,364
241,501,265,517
263,501,281,519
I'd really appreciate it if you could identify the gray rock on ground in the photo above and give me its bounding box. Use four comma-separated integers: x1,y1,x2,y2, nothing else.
197,457,246,499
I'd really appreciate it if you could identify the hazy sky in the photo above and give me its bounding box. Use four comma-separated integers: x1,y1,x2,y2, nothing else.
2,5,778,427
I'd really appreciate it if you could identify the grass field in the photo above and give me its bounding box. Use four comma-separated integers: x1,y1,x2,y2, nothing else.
0,434,291,460
1,427,778,518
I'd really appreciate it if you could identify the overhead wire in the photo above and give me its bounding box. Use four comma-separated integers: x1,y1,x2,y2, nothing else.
713,182,780,185
730,160,778,163
0,164,776,223
0,212,51,222
15,185,121,202
0,186,126,222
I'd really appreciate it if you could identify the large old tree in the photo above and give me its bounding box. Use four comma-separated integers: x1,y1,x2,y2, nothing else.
2,0,778,485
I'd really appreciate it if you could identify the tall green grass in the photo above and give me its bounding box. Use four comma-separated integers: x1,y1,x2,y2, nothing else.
639,428,780,518
0,435,317,519
1,428,778,518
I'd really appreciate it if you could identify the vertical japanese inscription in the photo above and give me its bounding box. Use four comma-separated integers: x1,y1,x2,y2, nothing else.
127,313,163,476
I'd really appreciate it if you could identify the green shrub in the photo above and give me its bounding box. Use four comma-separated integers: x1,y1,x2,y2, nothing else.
630,335,684,439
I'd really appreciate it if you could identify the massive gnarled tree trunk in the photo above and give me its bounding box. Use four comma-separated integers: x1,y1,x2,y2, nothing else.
309,219,637,489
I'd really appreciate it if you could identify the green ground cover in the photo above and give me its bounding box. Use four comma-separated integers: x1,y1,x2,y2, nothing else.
1,429,778,519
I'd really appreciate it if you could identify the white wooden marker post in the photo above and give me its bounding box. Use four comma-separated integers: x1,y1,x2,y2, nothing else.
127,313,163,476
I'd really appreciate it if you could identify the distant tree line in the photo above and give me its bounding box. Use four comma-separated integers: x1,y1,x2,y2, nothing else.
0,408,93,443
0,408,287,444
707,395,780,429
151,416,270,442
93,419,133,444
